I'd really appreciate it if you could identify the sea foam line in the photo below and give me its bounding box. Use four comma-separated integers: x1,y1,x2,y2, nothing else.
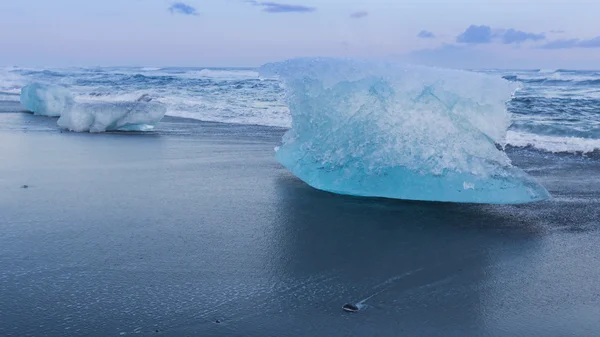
507,131,600,154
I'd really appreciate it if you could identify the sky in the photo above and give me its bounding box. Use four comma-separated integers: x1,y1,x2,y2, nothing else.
1,0,599,68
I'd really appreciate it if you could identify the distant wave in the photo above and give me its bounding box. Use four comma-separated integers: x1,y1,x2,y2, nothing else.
0,89,21,95
503,75,600,86
178,69,260,79
0,67,25,100
502,75,519,81
578,79,600,86
507,131,600,155
0,91,20,101
555,69,586,73
17,69,68,78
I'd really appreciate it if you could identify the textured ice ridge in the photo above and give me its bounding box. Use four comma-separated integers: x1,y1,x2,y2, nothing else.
259,58,550,204
20,84,166,132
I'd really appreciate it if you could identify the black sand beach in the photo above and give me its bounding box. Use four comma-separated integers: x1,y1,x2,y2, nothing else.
1,101,600,336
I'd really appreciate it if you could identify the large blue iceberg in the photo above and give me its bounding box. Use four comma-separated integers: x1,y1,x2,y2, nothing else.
20,84,166,132
259,58,550,204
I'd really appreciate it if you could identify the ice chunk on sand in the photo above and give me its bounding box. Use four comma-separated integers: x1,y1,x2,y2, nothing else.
20,83,166,132
20,83,74,117
57,100,166,133
259,57,550,204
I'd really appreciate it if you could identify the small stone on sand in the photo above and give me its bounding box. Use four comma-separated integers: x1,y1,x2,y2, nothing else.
342,303,359,312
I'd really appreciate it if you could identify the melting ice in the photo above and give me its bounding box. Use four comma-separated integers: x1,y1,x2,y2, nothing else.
259,58,550,204
20,83,74,117
20,84,166,132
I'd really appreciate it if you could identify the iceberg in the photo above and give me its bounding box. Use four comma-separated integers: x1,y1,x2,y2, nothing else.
259,58,550,204
20,83,74,117
57,100,166,133
20,84,166,132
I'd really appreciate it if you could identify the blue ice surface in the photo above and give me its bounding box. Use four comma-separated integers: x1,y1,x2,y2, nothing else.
20,83,74,117
20,83,166,132
259,58,550,204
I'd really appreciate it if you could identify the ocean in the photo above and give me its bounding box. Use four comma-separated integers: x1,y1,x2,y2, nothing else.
2,66,600,156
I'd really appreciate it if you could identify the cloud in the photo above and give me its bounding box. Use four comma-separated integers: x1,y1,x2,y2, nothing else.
260,2,316,13
456,25,493,44
417,30,435,39
501,29,545,44
350,11,368,19
168,2,198,16
541,39,579,49
541,37,600,49
456,25,545,44
242,1,316,13
578,37,600,48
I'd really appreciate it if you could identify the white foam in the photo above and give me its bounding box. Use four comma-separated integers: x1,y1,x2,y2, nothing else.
165,99,291,128
507,131,600,154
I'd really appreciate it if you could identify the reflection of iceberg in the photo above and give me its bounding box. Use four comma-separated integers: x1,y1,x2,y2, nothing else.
260,58,550,204
20,83,74,117
20,84,166,132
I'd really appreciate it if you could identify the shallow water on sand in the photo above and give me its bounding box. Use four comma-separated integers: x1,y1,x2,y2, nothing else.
1,106,600,336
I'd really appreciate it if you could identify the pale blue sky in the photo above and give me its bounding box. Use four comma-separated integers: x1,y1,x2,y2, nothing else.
1,0,599,68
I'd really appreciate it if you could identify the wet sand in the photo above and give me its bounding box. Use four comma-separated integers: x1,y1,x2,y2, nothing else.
1,101,600,336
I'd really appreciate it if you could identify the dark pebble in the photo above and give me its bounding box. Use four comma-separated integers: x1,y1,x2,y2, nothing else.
342,304,359,312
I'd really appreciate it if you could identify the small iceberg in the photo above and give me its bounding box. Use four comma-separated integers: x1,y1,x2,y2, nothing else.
57,100,166,132
259,58,550,204
20,84,166,132
20,83,74,117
